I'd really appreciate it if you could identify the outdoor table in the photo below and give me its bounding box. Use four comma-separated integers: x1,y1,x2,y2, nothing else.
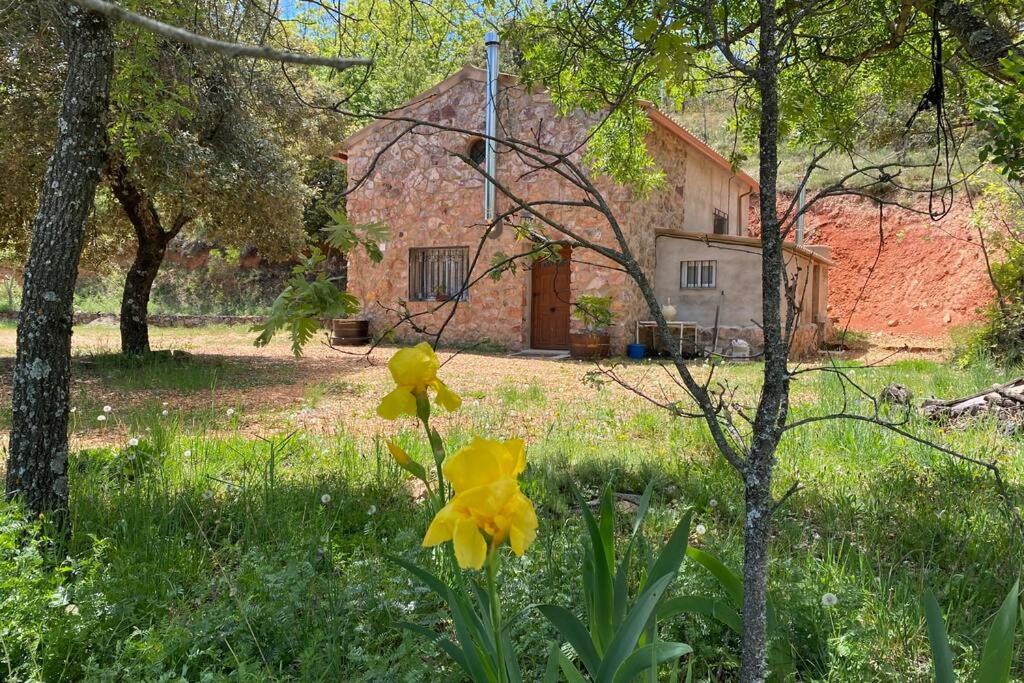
634,320,700,356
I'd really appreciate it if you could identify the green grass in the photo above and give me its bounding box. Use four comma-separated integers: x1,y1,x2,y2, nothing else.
2,356,1023,681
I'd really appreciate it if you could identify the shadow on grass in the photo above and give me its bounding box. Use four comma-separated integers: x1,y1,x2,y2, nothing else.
75,351,304,391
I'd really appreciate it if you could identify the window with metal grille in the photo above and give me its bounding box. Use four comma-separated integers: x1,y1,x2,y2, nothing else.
713,208,729,235
409,247,470,301
680,259,717,289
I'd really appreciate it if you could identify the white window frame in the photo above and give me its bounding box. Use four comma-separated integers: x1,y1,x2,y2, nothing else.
680,259,717,289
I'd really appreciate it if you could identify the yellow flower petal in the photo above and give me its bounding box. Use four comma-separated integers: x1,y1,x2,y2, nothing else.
423,505,459,547
508,493,538,555
386,440,412,466
444,438,505,493
432,379,462,413
453,517,487,569
377,386,417,420
388,343,439,389
501,438,526,478
460,477,519,514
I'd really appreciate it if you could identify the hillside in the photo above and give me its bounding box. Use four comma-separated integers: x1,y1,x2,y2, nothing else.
791,195,994,337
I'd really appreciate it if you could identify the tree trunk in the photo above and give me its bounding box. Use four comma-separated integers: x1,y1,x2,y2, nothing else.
740,469,774,682
739,0,787,679
107,159,187,355
5,5,114,519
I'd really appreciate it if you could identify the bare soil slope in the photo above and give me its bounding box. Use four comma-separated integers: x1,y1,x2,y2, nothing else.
759,195,994,337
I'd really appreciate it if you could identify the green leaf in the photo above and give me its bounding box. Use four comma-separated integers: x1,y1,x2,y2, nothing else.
643,510,693,593
387,555,450,598
389,556,494,682
543,643,562,683
538,605,602,677
977,579,1019,683
686,547,743,605
576,486,615,651
923,590,954,683
558,653,590,683
629,483,655,539
659,595,743,634
396,621,471,676
612,642,693,683
595,573,675,682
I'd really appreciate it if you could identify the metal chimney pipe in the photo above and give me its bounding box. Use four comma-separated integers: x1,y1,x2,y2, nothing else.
484,31,499,223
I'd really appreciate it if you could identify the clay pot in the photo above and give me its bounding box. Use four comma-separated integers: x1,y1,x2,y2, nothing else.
569,332,611,359
331,318,370,346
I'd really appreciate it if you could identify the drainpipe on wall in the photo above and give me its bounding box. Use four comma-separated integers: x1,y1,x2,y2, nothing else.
484,31,499,225
795,184,806,245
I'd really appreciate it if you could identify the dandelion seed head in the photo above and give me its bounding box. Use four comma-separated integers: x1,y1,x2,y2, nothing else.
321,493,331,505
821,592,838,608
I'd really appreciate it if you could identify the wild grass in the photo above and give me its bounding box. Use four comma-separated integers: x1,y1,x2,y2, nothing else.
2,352,1022,681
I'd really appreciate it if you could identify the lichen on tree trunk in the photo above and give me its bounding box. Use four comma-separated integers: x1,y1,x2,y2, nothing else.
5,5,114,520
738,0,788,679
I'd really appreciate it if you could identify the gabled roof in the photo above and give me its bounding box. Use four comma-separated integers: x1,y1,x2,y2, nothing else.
333,65,760,193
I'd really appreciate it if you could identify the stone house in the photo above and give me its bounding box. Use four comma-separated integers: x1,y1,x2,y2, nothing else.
335,59,832,358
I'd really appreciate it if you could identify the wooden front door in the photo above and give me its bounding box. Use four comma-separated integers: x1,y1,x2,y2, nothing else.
530,248,571,349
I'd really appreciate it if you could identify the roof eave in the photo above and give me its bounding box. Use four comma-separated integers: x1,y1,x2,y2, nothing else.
654,229,834,266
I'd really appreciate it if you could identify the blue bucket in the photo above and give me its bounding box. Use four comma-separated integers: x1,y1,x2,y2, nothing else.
626,343,646,359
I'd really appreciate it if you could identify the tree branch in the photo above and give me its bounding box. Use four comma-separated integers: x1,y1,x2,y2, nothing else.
69,0,371,71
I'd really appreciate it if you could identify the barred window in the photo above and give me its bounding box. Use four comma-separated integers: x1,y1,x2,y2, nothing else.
713,208,729,235
681,259,716,289
409,247,469,301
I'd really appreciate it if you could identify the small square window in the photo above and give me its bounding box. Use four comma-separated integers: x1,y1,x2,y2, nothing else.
409,247,470,301
713,209,729,235
681,260,716,289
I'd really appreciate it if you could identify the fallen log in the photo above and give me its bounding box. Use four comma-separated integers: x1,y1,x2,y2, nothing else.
921,377,1024,433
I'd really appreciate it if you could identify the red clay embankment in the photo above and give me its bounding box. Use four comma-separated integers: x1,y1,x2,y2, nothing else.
756,195,994,337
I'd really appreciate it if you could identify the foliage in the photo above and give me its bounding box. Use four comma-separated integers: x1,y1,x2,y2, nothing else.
957,184,1024,366
299,0,492,116
660,547,795,680
975,57,1024,183
924,580,1020,682
253,248,359,356
255,215,387,355
573,295,615,333
540,484,693,681
320,208,388,265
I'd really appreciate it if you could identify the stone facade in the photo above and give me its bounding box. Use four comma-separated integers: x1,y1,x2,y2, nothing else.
339,66,826,358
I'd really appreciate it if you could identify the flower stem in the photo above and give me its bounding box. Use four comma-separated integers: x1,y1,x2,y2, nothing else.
486,550,507,683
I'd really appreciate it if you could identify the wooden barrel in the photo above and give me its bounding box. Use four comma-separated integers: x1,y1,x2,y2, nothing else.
331,318,370,346
569,332,611,359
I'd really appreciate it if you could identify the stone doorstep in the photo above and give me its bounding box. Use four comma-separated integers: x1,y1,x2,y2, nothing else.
508,348,571,360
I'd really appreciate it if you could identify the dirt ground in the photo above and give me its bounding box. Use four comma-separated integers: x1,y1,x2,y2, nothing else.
0,321,949,450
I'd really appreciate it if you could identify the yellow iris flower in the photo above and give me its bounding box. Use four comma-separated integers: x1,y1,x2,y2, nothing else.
377,342,462,420
423,438,538,569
